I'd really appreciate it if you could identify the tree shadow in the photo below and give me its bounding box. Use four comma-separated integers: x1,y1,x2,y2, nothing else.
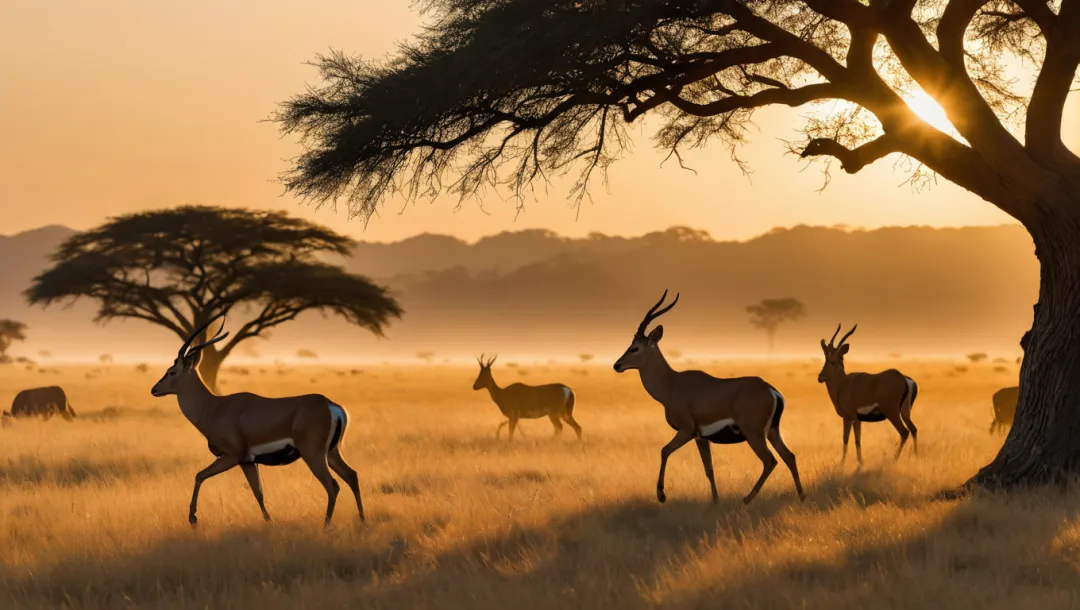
6,472,1080,609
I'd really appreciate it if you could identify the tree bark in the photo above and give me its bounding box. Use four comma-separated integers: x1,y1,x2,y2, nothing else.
968,204,1080,488
197,347,226,395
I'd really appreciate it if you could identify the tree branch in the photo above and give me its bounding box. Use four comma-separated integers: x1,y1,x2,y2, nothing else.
800,135,902,173
1026,0,1080,169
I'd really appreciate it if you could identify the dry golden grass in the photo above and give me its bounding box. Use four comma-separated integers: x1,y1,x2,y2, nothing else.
1,359,1076,609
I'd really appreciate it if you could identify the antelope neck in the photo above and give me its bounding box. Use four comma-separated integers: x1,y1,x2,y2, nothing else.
823,366,849,404
638,351,676,405
482,376,511,415
177,373,220,431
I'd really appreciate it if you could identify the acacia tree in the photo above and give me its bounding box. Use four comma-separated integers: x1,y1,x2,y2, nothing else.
0,320,27,363
276,0,1080,490
747,298,806,351
27,206,403,391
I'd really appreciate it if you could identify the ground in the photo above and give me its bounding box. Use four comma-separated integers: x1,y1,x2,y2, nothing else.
1,357,1074,609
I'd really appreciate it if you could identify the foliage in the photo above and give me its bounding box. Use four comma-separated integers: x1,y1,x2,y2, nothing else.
26,206,403,388
276,0,1075,226
578,353,594,363
968,352,989,364
417,350,436,363
0,319,27,363
746,298,806,331
297,349,319,360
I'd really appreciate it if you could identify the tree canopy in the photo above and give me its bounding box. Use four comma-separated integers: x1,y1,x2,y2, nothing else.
276,0,1079,227
26,206,403,389
0,320,27,363
746,297,806,350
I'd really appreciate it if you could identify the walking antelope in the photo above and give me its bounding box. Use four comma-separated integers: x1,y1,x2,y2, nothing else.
472,354,582,441
613,291,804,506
990,385,1019,435
150,310,364,526
818,324,919,464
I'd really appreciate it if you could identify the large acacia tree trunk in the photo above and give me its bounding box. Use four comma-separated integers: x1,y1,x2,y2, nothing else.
969,205,1080,488
197,347,227,395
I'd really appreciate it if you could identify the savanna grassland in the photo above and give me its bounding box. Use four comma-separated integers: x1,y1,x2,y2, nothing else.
1,358,1076,609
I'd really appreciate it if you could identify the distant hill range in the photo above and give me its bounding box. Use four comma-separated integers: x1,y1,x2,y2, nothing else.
0,223,1037,362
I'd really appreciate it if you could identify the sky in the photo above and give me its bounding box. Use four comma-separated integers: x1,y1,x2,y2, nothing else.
1,1,1076,244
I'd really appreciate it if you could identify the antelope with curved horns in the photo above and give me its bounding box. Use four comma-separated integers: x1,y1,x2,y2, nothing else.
150,309,365,526
613,291,805,505
818,323,919,464
472,354,582,441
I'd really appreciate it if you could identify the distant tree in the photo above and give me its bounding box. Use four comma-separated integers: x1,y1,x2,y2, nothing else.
0,320,27,363
297,349,319,360
746,299,807,352
416,350,436,364
967,352,989,364
26,206,403,392
38,350,51,359
99,354,113,366
276,0,1080,490
135,363,149,373
578,353,594,363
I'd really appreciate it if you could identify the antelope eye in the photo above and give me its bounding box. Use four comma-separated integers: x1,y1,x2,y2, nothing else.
629,347,640,353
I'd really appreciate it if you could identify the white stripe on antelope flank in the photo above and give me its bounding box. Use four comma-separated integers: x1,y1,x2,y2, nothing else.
700,418,736,437
562,386,571,405
248,438,296,461
856,403,881,415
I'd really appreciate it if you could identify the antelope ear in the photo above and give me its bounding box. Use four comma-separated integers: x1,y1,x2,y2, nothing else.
185,350,203,370
820,339,828,351
839,344,850,355
647,325,664,344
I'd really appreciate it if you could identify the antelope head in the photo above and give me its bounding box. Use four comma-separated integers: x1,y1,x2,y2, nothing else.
151,310,231,397
818,323,856,383
472,354,497,390
613,290,679,373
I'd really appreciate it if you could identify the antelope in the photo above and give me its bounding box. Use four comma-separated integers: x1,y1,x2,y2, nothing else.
150,310,364,526
10,386,75,420
990,385,1019,435
818,324,919,464
472,354,582,441
613,291,804,506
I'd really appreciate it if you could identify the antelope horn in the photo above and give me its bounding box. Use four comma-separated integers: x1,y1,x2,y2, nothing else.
179,308,230,360
827,323,842,347
486,355,498,367
477,353,485,367
636,290,680,337
837,324,858,348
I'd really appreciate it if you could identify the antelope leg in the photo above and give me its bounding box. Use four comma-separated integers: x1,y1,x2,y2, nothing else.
189,455,239,526
657,430,694,504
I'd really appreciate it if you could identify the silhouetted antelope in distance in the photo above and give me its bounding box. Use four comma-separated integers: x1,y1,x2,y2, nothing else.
10,386,76,420
818,324,919,464
990,386,1018,435
150,310,364,526
613,290,805,506
472,354,582,441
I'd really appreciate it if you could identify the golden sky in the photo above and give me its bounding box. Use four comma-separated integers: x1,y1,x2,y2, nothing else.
1,1,1075,243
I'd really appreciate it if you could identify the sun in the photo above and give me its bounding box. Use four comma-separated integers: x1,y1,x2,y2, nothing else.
904,89,957,135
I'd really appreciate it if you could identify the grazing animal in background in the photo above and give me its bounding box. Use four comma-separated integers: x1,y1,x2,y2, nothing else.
1,411,11,427
150,310,364,526
818,324,919,464
472,354,582,441
990,386,1019,435
613,290,804,506
10,386,76,420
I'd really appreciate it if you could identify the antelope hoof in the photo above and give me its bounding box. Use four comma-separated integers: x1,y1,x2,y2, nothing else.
657,487,667,504
188,514,198,526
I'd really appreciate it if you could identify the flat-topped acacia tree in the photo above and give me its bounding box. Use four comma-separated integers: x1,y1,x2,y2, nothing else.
27,206,403,392
276,0,1080,490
